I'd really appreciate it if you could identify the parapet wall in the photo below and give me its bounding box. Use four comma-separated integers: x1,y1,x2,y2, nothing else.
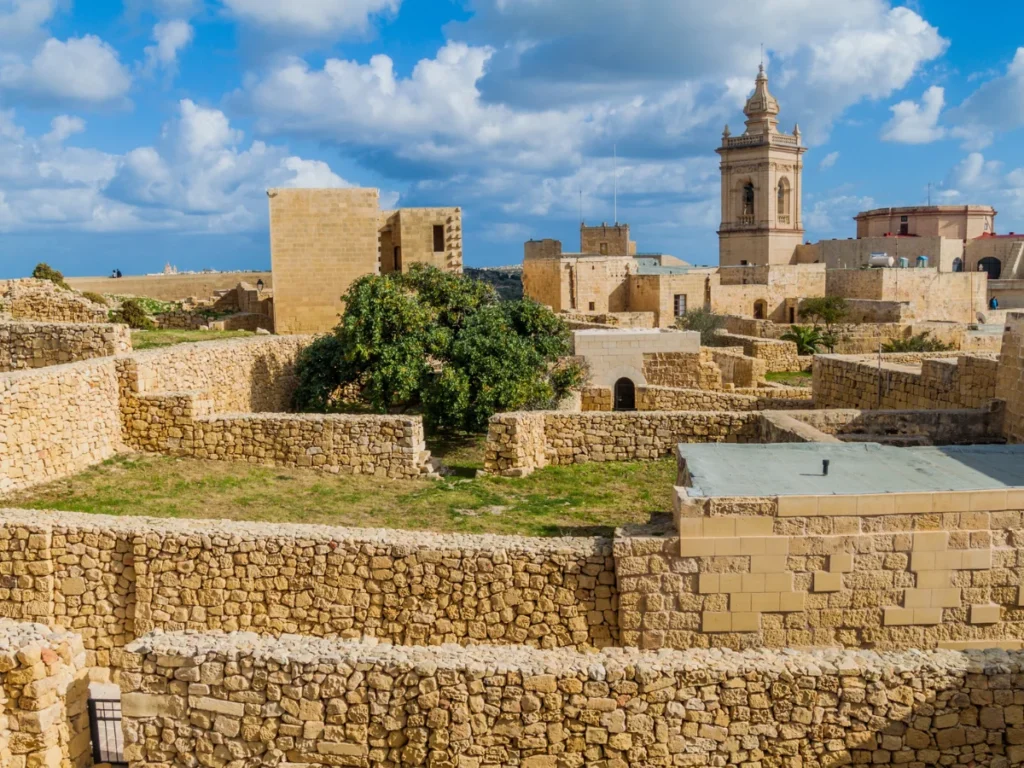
813,353,999,411
0,510,618,668
0,279,107,324
996,313,1024,443
0,320,130,372
716,332,800,372
120,630,1024,768
580,385,812,412
0,358,123,494
0,620,90,768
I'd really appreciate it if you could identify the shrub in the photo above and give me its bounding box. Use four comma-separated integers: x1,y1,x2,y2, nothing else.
798,296,848,353
675,308,726,346
881,331,954,353
32,262,70,290
111,298,155,329
81,291,107,306
292,265,582,432
780,325,824,355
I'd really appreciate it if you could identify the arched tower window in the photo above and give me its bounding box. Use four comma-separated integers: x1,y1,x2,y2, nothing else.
777,177,790,216
742,182,754,216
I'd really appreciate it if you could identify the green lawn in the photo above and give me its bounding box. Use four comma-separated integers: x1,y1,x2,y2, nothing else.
5,436,673,537
765,370,813,388
131,329,256,350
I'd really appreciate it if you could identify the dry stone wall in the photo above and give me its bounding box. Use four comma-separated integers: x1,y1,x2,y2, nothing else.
813,353,999,411
716,332,800,372
640,350,721,389
0,358,123,494
0,510,619,665
0,320,130,372
120,630,1024,768
996,313,1024,443
0,620,90,768
0,280,107,324
485,411,765,475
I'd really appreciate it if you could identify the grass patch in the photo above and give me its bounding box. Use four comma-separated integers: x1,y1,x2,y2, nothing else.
765,370,813,388
5,437,673,537
132,329,256,350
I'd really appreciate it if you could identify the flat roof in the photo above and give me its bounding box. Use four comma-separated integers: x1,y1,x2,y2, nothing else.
680,443,1024,498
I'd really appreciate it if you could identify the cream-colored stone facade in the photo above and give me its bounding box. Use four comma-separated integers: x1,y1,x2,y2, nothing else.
799,235,966,272
119,629,1024,768
825,268,988,324
270,188,462,334
717,66,805,267
0,621,90,768
573,329,700,388
996,312,1024,443
855,205,995,240
0,320,130,372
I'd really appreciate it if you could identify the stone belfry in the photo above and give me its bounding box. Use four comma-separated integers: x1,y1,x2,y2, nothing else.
717,64,806,266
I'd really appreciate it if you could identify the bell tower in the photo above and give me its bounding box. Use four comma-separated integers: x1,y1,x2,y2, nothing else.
717,65,806,266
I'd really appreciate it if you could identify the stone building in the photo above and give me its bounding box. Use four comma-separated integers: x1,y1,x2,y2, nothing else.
717,64,806,267
855,205,995,240
269,187,462,334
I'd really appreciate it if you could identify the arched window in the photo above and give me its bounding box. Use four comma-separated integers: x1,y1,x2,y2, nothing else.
952,257,963,273
613,378,636,411
742,183,755,216
777,177,790,216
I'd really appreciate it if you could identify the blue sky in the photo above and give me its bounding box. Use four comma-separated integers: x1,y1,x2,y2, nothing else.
0,0,1022,277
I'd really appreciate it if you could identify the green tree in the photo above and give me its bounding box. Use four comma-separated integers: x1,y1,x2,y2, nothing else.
881,331,954,353
799,296,848,353
110,298,155,329
32,262,70,290
292,266,583,432
780,325,824,355
675,308,726,346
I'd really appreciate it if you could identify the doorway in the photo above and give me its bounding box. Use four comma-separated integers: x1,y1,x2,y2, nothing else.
978,257,1001,280
613,378,636,411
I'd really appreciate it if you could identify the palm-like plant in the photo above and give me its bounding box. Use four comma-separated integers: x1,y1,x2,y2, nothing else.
780,324,824,355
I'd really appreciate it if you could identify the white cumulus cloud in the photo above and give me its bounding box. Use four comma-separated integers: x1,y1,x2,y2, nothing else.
42,115,85,144
819,151,839,170
219,0,400,37
143,19,194,75
881,85,946,144
0,35,132,104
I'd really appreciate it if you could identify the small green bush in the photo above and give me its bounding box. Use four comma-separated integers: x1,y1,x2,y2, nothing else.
675,308,726,346
81,291,107,306
111,298,155,330
881,331,954,353
32,262,70,290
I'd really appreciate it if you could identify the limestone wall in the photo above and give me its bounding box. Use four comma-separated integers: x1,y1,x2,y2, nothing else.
0,279,107,324
485,411,765,475
716,331,800,372
0,621,90,768
622,485,1024,652
0,358,123,494
996,313,1024,443
710,347,765,387
826,268,987,324
813,353,999,411
0,320,130,372
120,630,1024,768
640,349,721,389
0,510,618,665
580,385,812,413
787,407,1001,444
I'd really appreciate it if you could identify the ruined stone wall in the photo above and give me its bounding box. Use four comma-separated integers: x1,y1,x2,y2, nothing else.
67,272,273,302
579,386,812,413
787,407,1001,444
996,313,1024,443
120,630,1024,768
710,347,765,387
0,621,90,768
0,510,618,664
0,279,107,324
0,359,122,494
813,353,999,411
716,332,800,372
485,411,765,475
0,320,130,372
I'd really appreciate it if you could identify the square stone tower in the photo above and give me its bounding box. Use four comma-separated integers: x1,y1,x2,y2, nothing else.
717,65,806,267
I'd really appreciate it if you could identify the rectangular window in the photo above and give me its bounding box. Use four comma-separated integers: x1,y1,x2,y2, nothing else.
432,225,445,252
673,294,687,317
599,242,608,254
589,301,596,311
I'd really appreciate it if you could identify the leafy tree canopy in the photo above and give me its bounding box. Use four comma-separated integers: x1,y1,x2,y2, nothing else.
293,265,584,433
675,308,726,346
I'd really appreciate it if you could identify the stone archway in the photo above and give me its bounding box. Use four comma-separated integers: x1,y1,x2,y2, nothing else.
978,257,1001,280
613,378,636,411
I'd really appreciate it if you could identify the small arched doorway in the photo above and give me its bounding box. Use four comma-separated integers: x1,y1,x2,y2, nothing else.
952,257,963,273
753,300,767,320
978,257,1002,280
613,378,636,411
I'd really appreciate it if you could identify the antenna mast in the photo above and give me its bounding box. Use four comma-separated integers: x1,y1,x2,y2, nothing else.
927,182,932,206
579,188,583,226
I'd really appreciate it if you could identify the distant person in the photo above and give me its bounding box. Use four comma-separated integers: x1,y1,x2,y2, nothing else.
111,269,117,278
116,269,122,278
990,296,999,310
